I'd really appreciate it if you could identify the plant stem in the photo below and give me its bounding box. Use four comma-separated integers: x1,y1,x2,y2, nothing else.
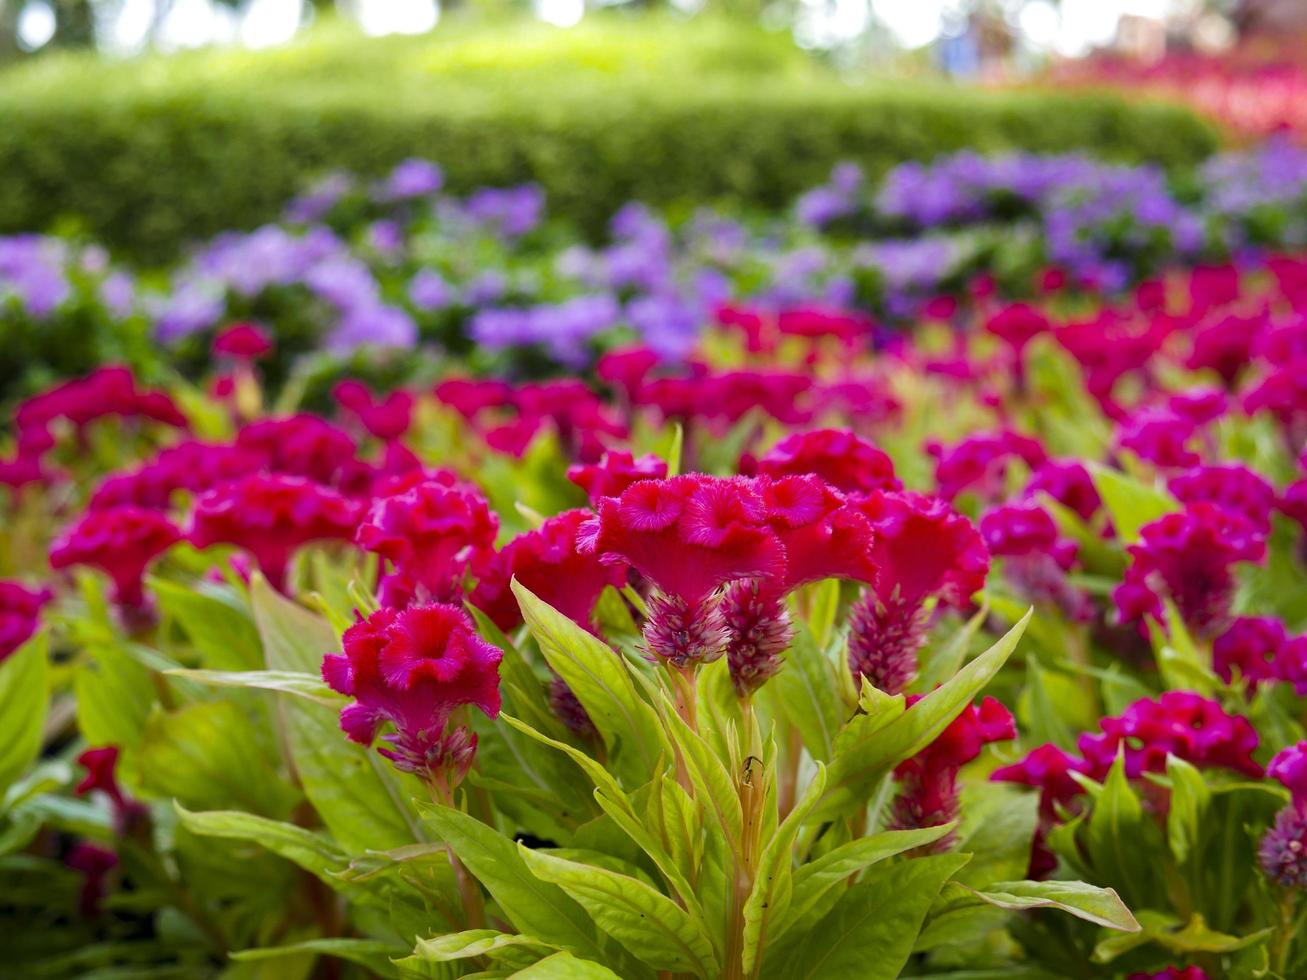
426,778,487,931
1271,889,1299,976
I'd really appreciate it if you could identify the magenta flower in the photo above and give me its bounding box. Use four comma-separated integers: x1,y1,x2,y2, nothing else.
356,481,498,604
1260,742,1307,888
1213,616,1288,688
88,441,261,512
1168,464,1276,535
16,366,187,434
992,743,1092,877
236,414,359,488
980,503,1075,569
1114,503,1266,637
567,450,668,502
752,428,900,497
76,746,148,834
1127,968,1209,980
1025,458,1102,523
1115,409,1201,470
212,322,273,360
985,302,1049,355
0,581,51,659
1186,311,1264,388
470,509,625,634
333,381,414,442
50,507,181,608
930,429,1047,502
189,474,361,591
66,842,119,917
890,696,1015,852
321,604,501,786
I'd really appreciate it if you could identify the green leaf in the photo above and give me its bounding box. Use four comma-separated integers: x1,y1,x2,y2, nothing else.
779,824,955,937
251,576,424,851
413,930,559,964
955,879,1138,931
175,805,350,878
1088,463,1180,544
152,578,262,671
1085,749,1160,909
511,580,667,786
0,633,48,797
519,845,719,978
1093,910,1272,963
134,700,301,818
742,764,827,973
421,804,611,966
75,638,154,749
510,951,625,979
915,603,988,692
231,939,404,977
657,689,743,852
1166,755,1211,866
766,621,843,762
663,423,684,478
762,852,970,980
163,668,342,705
815,611,1031,820
1151,600,1218,696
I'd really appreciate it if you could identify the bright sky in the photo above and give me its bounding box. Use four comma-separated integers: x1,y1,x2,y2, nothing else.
16,0,1188,56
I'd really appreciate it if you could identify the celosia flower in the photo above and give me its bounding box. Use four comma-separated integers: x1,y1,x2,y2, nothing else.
981,503,1089,620
16,366,187,434
212,322,273,360
333,380,414,442
1114,503,1266,637
1167,387,1228,426
1186,312,1264,388
1025,458,1102,523
992,743,1091,877
50,507,181,608
847,492,989,694
1127,968,1209,980
1279,478,1307,531
1260,742,1307,889
595,346,660,399
76,746,148,834
356,481,498,604
567,450,668,502
321,604,501,786
930,429,1047,502
985,302,1050,354
434,377,513,420
752,429,900,497
1212,616,1288,688
470,509,624,634
236,415,359,488
88,441,261,512
0,581,51,659
1115,409,1201,470
890,696,1016,852
189,475,361,591
581,475,784,667
1168,464,1276,535
1076,692,1263,781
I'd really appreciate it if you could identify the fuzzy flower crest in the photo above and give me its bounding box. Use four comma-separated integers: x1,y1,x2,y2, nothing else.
857,491,989,607
50,507,181,607
753,428,900,497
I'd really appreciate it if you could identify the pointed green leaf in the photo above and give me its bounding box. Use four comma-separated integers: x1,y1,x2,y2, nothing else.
1166,754,1211,866
151,578,262,671
767,621,843,762
762,852,970,980
511,952,625,979
511,580,666,785
231,939,404,977
1088,463,1180,544
413,930,559,964
163,668,341,705
0,633,48,797
815,611,1030,820
519,845,719,978
956,879,1138,931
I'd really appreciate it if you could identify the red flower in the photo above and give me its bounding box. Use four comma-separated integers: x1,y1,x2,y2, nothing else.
567,450,668,502
333,381,414,442
50,507,181,607
890,696,1016,851
985,303,1050,353
321,604,501,782
470,509,624,633
213,322,273,360
88,441,261,512
189,475,361,591
930,429,1047,502
595,346,660,398
753,429,900,497
0,580,50,660
755,475,878,597
76,746,147,833
434,377,513,420
859,491,989,608
1212,616,1288,688
236,414,359,488
16,366,187,433
356,481,498,603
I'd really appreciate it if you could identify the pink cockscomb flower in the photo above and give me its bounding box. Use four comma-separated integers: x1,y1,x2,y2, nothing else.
16,366,187,434
356,481,498,604
470,509,625,635
581,475,784,667
1115,409,1202,470
50,507,181,609
1186,312,1265,388
567,450,668,502
980,502,1089,620
930,429,1047,502
1213,616,1288,689
189,474,361,591
1260,742,1307,889
434,377,513,420
1025,458,1102,524
0,581,51,659
321,603,501,789
213,322,273,360
76,746,148,834
752,428,900,497
847,491,989,694
992,743,1092,877
721,476,879,697
333,380,414,442
236,414,359,488
1114,503,1266,638
1168,464,1277,535
88,441,262,512
890,696,1016,852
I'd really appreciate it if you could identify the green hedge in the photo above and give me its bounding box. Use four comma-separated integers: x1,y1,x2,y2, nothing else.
0,18,1220,262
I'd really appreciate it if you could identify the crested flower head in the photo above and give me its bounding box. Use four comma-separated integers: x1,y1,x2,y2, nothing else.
857,491,989,608
980,502,1076,569
755,475,879,597
1168,464,1277,535
985,302,1050,352
50,507,181,608
0,581,51,659
1260,742,1307,888
16,366,187,434
580,474,784,608
88,441,261,512
333,381,414,442
1212,616,1288,688
470,509,625,633
1115,409,1202,470
567,450,668,502
890,696,1016,851
930,429,1047,502
753,428,900,497
321,603,501,783
1114,503,1266,637
236,414,359,488
356,481,498,603
1025,458,1102,523
189,474,361,590
213,322,273,360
